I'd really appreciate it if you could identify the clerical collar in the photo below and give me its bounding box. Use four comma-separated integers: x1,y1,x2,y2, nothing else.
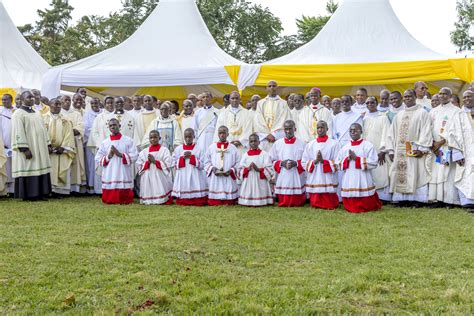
216,142,229,149
351,139,363,146
183,144,195,150
204,105,212,109
247,148,262,156
20,106,34,113
316,135,328,143
284,137,296,144
110,133,122,140
311,103,321,110
149,144,161,152
115,110,124,114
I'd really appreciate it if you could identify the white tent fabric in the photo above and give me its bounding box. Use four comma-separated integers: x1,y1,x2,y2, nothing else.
0,0,49,91
237,0,448,88
42,0,243,98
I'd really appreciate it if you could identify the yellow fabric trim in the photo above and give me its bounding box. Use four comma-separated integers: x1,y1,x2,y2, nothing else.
0,88,17,105
254,59,473,87
224,65,241,86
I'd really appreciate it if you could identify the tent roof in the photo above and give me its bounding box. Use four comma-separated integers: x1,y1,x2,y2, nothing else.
42,0,243,98
0,1,49,90
266,0,446,65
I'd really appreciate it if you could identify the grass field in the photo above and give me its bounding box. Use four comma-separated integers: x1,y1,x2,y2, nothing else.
0,197,473,314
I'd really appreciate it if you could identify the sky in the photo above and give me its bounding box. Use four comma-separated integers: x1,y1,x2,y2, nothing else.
2,0,459,56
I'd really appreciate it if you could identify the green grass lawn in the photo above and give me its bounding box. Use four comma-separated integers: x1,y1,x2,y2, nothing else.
0,197,473,314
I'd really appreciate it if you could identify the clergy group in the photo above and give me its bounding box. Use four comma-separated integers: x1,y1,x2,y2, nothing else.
1,80,473,213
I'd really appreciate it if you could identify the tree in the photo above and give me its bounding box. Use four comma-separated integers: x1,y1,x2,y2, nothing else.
295,0,338,44
450,0,474,53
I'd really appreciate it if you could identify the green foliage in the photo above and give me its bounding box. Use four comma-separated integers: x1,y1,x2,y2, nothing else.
450,0,474,52
18,0,338,65
0,197,473,313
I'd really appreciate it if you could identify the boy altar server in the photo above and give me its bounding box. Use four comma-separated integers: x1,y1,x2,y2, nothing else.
204,126,241,206
238,133,274,206
172,128,208,206
302,121,340,209
270,120,306,207
95,119,138,204
137,130,173,205
337,123,382,213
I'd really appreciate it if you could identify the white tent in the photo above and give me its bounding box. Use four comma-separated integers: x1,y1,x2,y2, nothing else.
42,0,244,99
0,0,49,96
237,0,472,95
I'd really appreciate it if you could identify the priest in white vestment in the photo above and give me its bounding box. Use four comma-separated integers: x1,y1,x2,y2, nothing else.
253,81,290,151
176,99,196,140
0,93,14,193
142,103,182,152
430,88,473,206
332,95,363,148
193,92,220,153
137,130,173,205
302,121,340,209
135,95,158,142
61,94,86,193
87,96,115,150
414,81,432,111
11,91,52,200
204,126,241,206
377,90,390,113
44,98,76,195
95,119,138,204
271,120,307,207
351,88,368,115
238,133,274,206
106,97,140,146
387,91,405,124
213,91,252,153
385,90,433,204
337,123,382,213
363,97,392,201
298,88,333,143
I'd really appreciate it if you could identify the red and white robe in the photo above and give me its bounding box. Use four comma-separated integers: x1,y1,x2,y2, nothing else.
95,134,138,204
302,135,340,209
172,144,208,206
270,137,306,207
238,148,274,206
337,139,382,213
204,142,240,205
137,144,173,205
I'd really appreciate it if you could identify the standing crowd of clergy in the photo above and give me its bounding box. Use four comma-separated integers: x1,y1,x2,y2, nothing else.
0,80,473,213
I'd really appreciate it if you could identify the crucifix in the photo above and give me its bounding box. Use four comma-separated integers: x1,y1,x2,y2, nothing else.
216,144,228,173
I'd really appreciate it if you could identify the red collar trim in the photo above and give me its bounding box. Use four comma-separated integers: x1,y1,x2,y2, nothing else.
183,144,195,150
284,137,296,144
149,144,161,152
217,142,229,149
351,139,363,146
247,148,262,156
316,135,329,143
110,133,122,140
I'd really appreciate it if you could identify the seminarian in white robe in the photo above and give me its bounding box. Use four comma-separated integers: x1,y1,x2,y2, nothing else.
302,135,340,209
214,105,253,153
337,139,382,213
95,134,138,204
270,136,306,207
172,143,208,206
298,103,333,143
137,144,173,205
254,95,290,151
430,102,474,206
194,105,220,153
363,111,392,201
429,102,470,205
0,106,14,193
238,148,274,206
384,104,433,203
204,141,240,205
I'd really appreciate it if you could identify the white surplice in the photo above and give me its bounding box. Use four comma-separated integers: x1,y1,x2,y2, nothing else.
270,137,306,195
172,144,208,199
238,149,274,206
301,137,339,194
332,110,363,148
204,142,240,200
137,145,173,205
